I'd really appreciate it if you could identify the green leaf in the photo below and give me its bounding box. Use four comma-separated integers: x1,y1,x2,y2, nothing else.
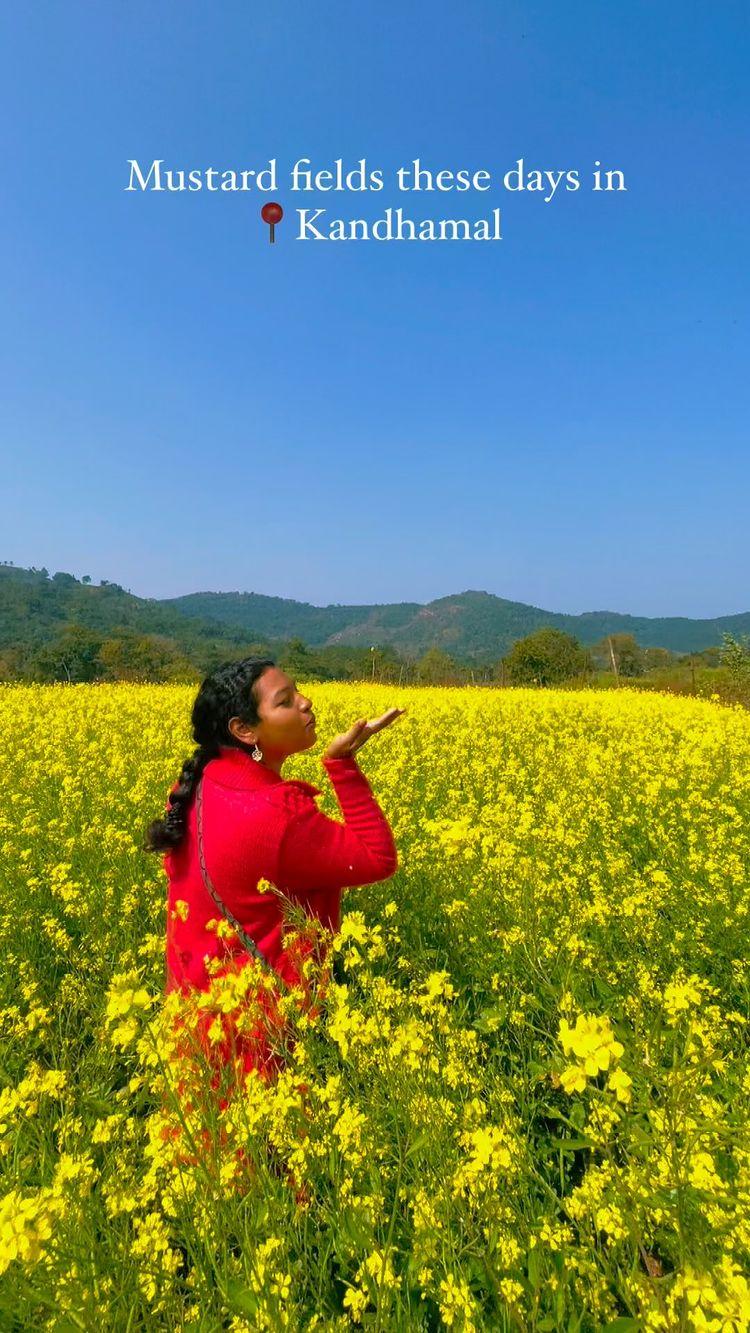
527,1245,542,1289
225,1282,258,1316
540,1136,593,1155
405,1131,431,1159
473,1004,507,1033
569,1101,586,1129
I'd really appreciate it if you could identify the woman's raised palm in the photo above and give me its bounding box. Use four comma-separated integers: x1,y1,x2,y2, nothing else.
323,708,406,760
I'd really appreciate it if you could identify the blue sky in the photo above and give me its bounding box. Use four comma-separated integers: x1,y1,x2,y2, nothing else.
0,1,747,618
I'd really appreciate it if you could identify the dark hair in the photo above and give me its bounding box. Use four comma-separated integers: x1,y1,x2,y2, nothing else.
145,656,275,853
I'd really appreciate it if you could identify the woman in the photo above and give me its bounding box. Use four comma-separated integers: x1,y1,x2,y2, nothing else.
146,656,404,1091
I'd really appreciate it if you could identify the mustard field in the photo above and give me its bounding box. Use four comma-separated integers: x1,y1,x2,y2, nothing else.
1,683,749,1331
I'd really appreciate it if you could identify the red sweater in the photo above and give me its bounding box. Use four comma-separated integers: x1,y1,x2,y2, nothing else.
163,747,398,1078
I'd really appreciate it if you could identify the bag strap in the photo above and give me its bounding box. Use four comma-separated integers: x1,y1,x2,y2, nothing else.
195,777,290,995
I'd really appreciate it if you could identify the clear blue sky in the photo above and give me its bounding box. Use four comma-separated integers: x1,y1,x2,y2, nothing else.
1,1,747,618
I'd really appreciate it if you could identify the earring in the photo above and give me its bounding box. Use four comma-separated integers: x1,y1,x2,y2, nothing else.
251,743,263,762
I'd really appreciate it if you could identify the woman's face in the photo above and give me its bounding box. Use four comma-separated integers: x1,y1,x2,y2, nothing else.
230,666,316,760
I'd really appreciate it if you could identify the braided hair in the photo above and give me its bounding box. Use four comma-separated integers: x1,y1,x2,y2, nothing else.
145,655,275,852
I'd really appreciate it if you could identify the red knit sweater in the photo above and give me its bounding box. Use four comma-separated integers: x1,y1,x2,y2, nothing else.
163,747,398,1078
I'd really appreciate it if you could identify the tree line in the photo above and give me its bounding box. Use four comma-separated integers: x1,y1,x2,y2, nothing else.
2,620,747,706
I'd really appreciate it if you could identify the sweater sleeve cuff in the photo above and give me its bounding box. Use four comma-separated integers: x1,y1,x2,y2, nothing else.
321,755,362,771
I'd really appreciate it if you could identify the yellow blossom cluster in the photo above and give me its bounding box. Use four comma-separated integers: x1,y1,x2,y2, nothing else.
558,1012,633,1101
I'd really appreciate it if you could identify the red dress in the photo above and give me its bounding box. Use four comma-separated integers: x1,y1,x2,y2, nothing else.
163,749,398,1088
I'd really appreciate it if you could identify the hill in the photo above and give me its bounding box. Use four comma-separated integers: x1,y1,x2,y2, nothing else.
0,565,250,647
166,587,750,659
2,564,748,667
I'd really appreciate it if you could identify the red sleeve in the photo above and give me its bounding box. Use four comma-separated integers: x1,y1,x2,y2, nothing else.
277,756,398,893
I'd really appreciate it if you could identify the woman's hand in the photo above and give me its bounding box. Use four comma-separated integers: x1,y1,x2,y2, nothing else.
323,708,407,760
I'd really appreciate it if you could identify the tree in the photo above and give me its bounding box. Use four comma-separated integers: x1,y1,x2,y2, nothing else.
611,633,644,677
367,643,401,682
280,637,313,679
98,631,194,682
0,646,24,679
416,647,457,685
29,623,104,682
643,646,674,670
720,632,750,687
591,633,645,678
504,627,588,686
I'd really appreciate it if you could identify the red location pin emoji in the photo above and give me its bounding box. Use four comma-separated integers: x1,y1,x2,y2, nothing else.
261,201,283,243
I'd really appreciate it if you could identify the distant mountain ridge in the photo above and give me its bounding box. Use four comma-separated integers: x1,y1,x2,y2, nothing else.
1,564,747,661
166,587,750,657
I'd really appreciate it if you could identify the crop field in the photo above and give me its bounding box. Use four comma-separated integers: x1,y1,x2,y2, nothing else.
0,683,749,1331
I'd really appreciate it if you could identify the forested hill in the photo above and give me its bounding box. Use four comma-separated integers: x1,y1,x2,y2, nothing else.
0,566,249,653
2,564,748,662
167,588,750,657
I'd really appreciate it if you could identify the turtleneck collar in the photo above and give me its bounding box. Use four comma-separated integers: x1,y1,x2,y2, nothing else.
207,745,322,796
